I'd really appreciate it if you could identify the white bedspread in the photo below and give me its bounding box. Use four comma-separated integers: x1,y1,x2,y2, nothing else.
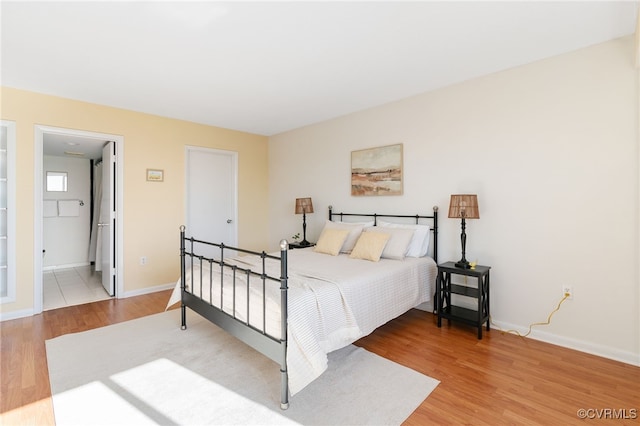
167,248,436,395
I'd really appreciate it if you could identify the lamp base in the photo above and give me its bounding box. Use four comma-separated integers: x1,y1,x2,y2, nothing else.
299,240,311,247
455,260,471,269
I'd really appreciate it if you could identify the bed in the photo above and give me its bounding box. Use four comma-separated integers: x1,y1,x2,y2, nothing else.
169,206,438,409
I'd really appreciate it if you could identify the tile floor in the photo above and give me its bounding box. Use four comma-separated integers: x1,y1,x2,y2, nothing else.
43,265,112,310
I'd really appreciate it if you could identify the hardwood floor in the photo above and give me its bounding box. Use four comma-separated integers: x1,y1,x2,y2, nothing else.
1,290,638,425
0,290,171,425
358,311,640,425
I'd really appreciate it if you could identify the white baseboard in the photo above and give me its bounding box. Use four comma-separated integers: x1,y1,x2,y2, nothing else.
491,319,640,367
0,308,35,322
119,282,176,299
43,262,91,271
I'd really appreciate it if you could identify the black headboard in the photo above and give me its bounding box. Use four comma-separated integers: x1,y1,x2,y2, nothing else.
328,206,439,263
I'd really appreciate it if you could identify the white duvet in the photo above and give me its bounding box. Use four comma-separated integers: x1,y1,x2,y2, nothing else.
167,248,436,395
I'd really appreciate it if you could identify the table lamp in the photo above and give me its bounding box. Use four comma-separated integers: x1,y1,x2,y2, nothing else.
295,197,314,246
448,194,479,269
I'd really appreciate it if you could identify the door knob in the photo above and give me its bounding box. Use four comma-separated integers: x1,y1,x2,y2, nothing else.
227,219,233,224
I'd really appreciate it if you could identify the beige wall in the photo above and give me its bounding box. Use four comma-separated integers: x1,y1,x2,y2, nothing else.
269,36,639,365
0,87,269,316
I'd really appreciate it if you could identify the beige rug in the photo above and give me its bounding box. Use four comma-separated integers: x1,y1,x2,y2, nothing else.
46,309,438,425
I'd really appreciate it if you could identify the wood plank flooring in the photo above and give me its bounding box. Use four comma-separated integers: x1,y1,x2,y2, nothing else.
358,310,639,425
1,290,638,425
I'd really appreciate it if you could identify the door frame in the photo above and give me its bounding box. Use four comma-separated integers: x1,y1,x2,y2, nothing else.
34,125,124,314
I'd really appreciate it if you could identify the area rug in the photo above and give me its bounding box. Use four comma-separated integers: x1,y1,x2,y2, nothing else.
46,309,438,425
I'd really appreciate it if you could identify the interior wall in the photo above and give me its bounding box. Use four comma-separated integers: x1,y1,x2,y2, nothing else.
42,155,91,269
268,36,639,365
0,87,269,318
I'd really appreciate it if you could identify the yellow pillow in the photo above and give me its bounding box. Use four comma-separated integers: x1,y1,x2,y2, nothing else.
313,228,350,256
349,232,391,262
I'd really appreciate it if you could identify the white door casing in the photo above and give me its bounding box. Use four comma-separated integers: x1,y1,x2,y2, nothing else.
34,126,123,315
185,146,237,258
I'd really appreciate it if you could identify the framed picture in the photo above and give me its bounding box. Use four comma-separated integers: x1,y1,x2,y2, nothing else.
351,144,403,196
146,169,164,182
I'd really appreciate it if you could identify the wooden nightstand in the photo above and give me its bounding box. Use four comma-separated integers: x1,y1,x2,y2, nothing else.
288,242,315,250
436,261,491,339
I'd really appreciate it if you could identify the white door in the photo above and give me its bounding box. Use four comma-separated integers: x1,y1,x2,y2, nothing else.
185,147,237,258
100,141,115,296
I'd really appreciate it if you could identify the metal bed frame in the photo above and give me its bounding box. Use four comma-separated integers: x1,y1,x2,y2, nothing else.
178,206,438,410
179,226,290,408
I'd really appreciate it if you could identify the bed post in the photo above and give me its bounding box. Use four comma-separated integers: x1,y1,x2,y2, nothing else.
180,226,187,330
432,206,439,263
279,239,290,410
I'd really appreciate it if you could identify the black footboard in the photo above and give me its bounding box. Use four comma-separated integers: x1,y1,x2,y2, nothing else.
179,226,290,409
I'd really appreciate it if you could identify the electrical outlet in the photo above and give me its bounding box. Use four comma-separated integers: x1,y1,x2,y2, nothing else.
140,256,147,266
562,285,573,299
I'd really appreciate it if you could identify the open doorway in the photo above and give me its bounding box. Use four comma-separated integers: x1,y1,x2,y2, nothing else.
34,126,124,314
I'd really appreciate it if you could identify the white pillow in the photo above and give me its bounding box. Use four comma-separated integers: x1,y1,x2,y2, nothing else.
322,220,368,253
378,220,430,257
365,226,415,260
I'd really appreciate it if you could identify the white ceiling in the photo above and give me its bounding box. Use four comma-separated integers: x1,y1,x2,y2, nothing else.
2,1,638,139
42,132,108,160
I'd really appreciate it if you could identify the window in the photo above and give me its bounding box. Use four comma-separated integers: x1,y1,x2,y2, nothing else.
46,171,68,192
